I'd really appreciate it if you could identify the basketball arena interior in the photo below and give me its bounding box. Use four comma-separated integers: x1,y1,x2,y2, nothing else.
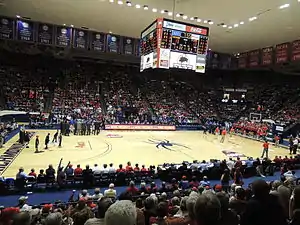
0,0,300,224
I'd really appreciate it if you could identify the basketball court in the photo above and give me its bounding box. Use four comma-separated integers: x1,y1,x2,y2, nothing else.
1,130,288,178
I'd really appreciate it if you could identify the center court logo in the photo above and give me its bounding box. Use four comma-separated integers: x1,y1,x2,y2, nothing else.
222,150,246,158
145,139,190,151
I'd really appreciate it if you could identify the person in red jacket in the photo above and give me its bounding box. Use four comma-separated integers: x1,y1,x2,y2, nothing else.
134,164,140,172
74,164,83,176
116,164,126,173
126,162,133,172
126,181,139,195
141,165,148,172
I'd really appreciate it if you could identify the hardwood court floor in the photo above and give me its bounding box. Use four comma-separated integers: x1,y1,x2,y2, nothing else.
2,130,289,178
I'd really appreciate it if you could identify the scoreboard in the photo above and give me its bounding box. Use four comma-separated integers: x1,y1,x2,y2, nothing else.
140,18,209,73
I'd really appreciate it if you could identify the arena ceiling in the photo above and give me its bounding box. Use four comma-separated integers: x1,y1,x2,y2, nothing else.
0,0,300,53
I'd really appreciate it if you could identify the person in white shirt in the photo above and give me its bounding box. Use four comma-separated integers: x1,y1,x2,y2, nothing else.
284,170,297,181
93,164,101,175
104,183,117,199
101,164,109,174
227,158,234,170
108,163,116,173
91,188,103,200
16,167,28,179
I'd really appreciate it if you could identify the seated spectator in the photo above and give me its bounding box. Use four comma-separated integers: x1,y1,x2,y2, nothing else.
169,197,181,216
109,163,116,173
194,192,221,225
28,168,36,178
199,176,210,187
284,169,297,181
174,196,189,218
101,164,109,174
126,181,139,195
126,162,133,172
79,189,90,200
74,164,83,176
71,198,94,224
216,192,239,225
104,183,117,199
104,200,137,225
241,180,287,225
44,212,64,225
91,188,103,200
189,176,199,188
66,164,74,176
16,167,27,179
116,164,126,173
134,163,140,171
17,196,32,211
180,176,189,190
85,197,113,225
46,164,56,179
93,164,101,175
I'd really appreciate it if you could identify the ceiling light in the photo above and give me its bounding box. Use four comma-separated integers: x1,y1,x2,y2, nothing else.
237,53,240,56
63,24,66,26
249,16,257,21
70,24,74,27
143,5,148,10
203,20,208,23
222,24,227,28
279,3,289,9
135,4,140,8
228,26,232,29
117,0,123,4
160,10,165,13
234,24,239,27
182,15,188,19
208,21,214,25
109,0,114,2
190,17,194,20
109,31,112,34
240,21,244,24
152,8,157,12
168,12,172,16
196,18,201,22
16,15,21,18
126,1,131,6
176,13,181,17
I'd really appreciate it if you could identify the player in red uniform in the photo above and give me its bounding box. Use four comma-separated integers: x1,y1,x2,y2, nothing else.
220,129,227,143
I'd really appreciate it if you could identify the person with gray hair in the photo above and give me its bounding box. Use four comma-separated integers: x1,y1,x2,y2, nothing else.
174,196,189,218
104,200,137,225
186,192,200,221
45,212,63,225
194,192,221,225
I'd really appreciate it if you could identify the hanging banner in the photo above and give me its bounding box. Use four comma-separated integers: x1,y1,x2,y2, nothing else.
73,28,88,49
248,49,260,67
106,34,120,53
122,37,134,55
16,20,34,42
0,17,14,40
55,26,72,47
90,32,105,52
37,23,54,45
291,40,300,61
261,47,273,65
275,43,289,63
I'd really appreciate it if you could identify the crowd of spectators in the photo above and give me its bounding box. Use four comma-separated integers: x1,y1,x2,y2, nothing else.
2,154,300,225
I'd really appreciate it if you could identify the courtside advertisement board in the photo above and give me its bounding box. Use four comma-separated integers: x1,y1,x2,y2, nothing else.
105,124,176,131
